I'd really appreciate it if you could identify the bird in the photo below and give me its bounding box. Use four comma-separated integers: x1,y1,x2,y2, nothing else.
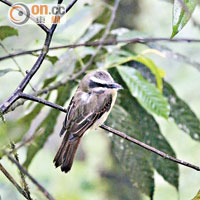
53,70,123,173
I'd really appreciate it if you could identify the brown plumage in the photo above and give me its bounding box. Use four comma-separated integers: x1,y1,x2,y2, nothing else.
53,70,122,173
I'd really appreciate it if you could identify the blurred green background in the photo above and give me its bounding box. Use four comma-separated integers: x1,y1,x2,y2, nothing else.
0,0,200,199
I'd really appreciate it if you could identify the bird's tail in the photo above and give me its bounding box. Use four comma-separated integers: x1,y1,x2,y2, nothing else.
53,134,80,173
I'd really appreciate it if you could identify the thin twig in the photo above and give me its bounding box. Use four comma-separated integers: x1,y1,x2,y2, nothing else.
19,92,67,112
100,124,200,171
147,42,200,71
65,0,78,13
5,0,120,113
0,1,78,199
69,0,121,81
0,162,31,200
10,128,44,154
0,0,78,114
1,37,200,62
4,151,55,200
8,93,200,172
10,142,32,200
7,82,68,113
0,42,36,92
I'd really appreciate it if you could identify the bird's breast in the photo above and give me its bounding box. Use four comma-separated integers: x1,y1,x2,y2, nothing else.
80,92,91,104
92,89,117,129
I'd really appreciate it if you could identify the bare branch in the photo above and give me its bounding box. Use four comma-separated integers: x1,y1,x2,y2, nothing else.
1,1,200,198
8,93,200,172
7,81,69,113
0,2,79,197
19,92,67,112
0,162,32,200
3,0,120,113
0,0,78,114
69,0,121,81
1,37,200,62
65,0,78,13
147,43,200,71
100,124,200,171
0,42,36,92
10,143,32,200
4,151,55,200
10,128,43,154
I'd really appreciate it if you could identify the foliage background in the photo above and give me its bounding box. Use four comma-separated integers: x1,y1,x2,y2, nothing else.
0,0,200,200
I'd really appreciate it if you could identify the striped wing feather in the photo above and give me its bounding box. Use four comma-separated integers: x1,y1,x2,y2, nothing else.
54,91,112,173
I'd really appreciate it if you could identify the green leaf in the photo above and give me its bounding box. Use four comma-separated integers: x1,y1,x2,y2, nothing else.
23,82,75,168
16,75,58,142
163,81,200,141
132,55,164,92
0,121,27,148
0,95,46,148
42,76,57,89
58,6,93,31
0,110,5,123
0,69,15,77
117,66,170,119
109,68,179,190
104,50,164,92
147,42,200,72
113,28,147,41
112,29,200,72
32,53,59,65
131,61,200,142
80,23,104,43
101,164,140,200
172,0,197,37
0,123,10,147
104,50,133,68
16,101,46,143
0,26,18,41
106,105,154,198
46,55,59,65
192,189,200,200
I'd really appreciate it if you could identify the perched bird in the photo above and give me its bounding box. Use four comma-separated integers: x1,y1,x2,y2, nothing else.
53,70,123,173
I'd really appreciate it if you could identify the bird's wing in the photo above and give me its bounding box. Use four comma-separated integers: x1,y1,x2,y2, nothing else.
54,91,113,172
60,90,113,139
59,95,75,136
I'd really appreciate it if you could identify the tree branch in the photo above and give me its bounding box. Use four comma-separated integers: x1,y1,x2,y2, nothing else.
0,2,78,198
19,92,67,112
3,0,120,114
10,142,32,200
10,128,43,154
0,42,36,92
100,124,200,171
65,0,78,13
68,0,120,81
1,37,200,62
6,79,71,113
0,162,32,200
0,0,78,114
1,1,200,198
11,93,200,172
4,151,55,200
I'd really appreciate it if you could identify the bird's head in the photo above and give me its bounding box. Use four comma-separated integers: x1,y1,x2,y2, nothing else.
80,70,123,93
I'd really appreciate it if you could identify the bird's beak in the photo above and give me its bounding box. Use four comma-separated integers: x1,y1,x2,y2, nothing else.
110,83,123,90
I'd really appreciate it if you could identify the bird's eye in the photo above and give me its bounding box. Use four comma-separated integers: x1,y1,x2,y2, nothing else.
89,80,104,88
90,80,116,89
